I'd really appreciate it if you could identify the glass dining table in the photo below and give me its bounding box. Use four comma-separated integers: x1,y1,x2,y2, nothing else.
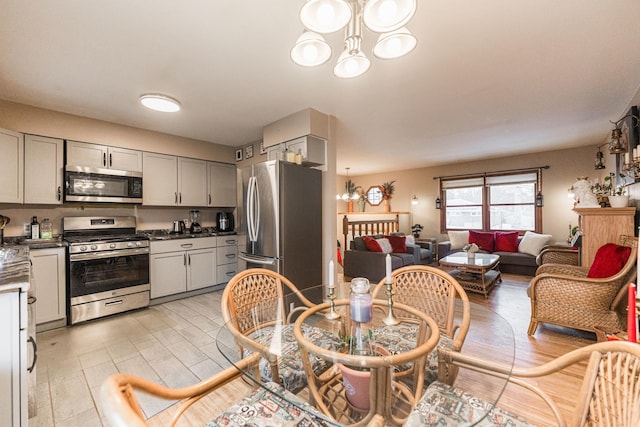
216,284,516,427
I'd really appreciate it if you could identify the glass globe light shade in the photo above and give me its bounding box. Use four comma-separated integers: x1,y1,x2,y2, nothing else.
290,31,332,66
333,49,371,78
300,0,352,33
373,27,417,59
363,0,417,33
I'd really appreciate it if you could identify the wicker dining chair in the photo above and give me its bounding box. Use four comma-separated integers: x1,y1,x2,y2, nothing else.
371,265,471,383
100,353,334,427
221,268,339,393
406,340,640,426
536,244,580,266
528,235,638,336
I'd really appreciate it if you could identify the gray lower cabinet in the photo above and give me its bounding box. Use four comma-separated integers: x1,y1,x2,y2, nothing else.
216,235,238,284
30,248,66,327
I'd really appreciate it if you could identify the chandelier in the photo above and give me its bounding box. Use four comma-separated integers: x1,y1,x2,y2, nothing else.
290,0,418,78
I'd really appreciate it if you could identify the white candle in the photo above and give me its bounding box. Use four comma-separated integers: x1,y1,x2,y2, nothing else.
328,260,335,288
385,254,392,283
626,152,631,164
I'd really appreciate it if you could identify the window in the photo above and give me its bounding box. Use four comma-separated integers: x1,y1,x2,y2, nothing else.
441,171,540,233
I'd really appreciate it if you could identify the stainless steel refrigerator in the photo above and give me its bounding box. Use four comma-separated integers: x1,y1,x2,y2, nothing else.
239,160,322,299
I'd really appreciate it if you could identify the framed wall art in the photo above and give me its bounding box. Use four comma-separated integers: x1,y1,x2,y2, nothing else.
615,105,639,182
245,144,254,159
235,148,243,162
259,140,267,155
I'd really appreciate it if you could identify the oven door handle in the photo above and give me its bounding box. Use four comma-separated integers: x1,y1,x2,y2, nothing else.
69,247,150,261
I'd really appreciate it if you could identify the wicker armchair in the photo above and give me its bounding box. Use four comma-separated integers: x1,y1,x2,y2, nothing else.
406,341,640,426
100,353,332,427
371,265,471,383
528,235,638,336
221,268,338,393
536,244,580,266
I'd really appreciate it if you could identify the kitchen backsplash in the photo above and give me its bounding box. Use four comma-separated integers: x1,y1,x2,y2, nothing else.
0,204,235,237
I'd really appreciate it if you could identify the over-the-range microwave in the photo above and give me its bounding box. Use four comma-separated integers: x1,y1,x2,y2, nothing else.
64,165,143,203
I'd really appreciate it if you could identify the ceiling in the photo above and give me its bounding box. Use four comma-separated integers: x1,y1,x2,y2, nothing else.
1,1,640,175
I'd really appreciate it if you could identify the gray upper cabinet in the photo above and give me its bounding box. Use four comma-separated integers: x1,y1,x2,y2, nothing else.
143,152,178,206
24,135,64,204
0,128,23,204
66,140,143,172
207,162,237,207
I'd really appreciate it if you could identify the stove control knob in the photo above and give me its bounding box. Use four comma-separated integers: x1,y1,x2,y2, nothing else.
80,245,87,252
136,241,142,247
127,242,133,247
110,243,116,249
90,245,98,251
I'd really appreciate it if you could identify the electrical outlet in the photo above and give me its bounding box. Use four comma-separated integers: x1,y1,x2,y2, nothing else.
24,224,31,235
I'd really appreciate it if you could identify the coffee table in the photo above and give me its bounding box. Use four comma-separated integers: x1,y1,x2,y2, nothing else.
438,252,501,298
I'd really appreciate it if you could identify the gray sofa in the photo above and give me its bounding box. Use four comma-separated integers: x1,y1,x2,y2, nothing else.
438,237,538,276
344,235,433,281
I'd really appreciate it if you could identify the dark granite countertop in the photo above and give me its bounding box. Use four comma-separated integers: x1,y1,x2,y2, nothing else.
140,229,237,241
3,236,66,250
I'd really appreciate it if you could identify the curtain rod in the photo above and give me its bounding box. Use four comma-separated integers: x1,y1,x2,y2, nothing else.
433,165,550,181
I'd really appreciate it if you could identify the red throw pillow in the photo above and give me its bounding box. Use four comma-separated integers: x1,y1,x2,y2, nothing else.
494,231,519,252
469,230,495,252
587,243,632,278
362,236,383,252
385,235,407,253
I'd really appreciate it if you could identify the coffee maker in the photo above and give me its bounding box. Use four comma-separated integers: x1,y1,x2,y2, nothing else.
189,210,202,233
216,212,234,232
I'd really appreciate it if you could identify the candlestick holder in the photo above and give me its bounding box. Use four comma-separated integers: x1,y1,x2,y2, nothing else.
383,279,400,325
325,286,340,320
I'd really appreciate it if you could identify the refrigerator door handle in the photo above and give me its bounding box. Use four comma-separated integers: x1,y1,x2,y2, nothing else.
247,175,260,243
247,176,256,242
238,252,276,265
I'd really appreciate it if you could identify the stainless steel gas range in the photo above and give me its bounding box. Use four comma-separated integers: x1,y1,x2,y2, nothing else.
63,216,150,324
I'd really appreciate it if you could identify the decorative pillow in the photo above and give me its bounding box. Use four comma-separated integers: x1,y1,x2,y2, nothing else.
494,231,519,252
385,235,407,253
362,236,382,252
518,231,552,256
448,230,469,250
376,238,393,254
587,243,632,278
405,235,415,245
469,230,495,252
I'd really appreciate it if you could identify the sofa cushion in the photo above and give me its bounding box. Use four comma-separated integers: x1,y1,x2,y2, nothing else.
448,230,469,249
362,236,382,252
587,243,632,278
494,231,519,252
376,238,393,254
393,253,415,265
495,251,538,267
386,234,407,253
518,231,552,256
469,230,495,252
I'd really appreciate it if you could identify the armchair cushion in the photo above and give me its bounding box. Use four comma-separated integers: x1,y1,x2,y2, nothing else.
587,243,632,278
206,381,330,427
246,324,341,394
469,230,495,252
494,231,519,252
405,381,534,427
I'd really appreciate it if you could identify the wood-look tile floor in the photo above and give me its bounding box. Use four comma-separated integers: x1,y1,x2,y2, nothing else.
31,290,233,427
31,273,597,427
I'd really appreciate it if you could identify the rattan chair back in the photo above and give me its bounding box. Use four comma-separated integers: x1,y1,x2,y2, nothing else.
373,265,470,351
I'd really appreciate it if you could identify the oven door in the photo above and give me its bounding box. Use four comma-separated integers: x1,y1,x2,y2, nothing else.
68,247,149,298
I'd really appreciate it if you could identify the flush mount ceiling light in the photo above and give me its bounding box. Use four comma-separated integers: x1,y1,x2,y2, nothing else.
292,0,417,78
139,94,181,113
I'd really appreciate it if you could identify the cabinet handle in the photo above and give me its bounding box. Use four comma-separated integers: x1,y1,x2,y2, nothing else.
181,243,193,249
183,253,187,265
103,153,107,167
57,186,61,201
27,336,37,373
179,193,182,204
209,194,211,205
226,253,236,259
175,192,178,204
226,271,236,277
109,153,113,167
226,239,236,245
188,254,191,265
28,296,37,304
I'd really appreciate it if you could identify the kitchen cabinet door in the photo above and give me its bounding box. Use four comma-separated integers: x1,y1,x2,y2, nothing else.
24,135,64,205
187,248,217,291
108,146,142,172
0,128,24,204
150,251,187,298
207,162,237,207
66,141,106,168
30,248,65,325
143,152,178,206
178,157,207,206
0,290,24,426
